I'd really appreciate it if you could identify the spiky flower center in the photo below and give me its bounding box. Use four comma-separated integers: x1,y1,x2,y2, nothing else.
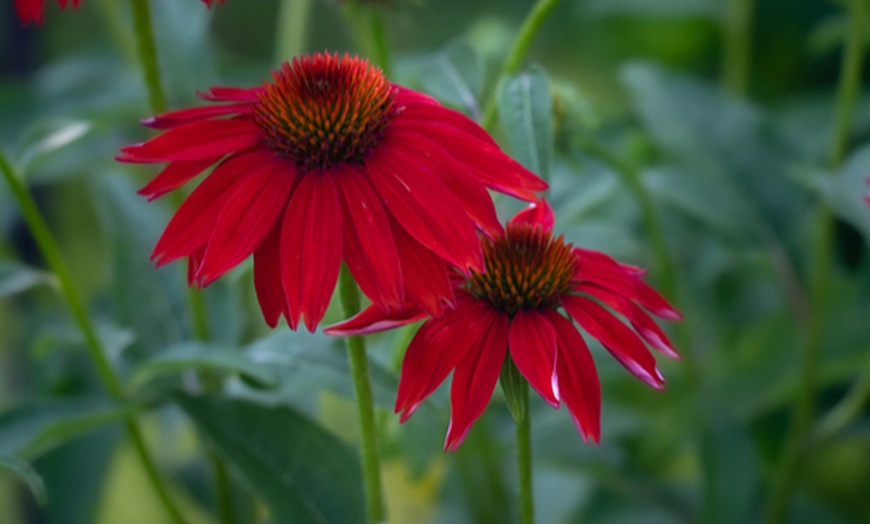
467,224,577,317
254,52,398,172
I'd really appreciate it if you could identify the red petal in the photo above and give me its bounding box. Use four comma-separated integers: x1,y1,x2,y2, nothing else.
197,86,263,102
562,295,665,390
137,159,215,201
142,103,253,129
187,246,206,286
388,119,547,201
395,298,500,421
367,146,484,273
335,164,403,310
389,217,455,317
395,87,498,146
151,151,269,266
254,222,287,328
577,265,681,321
196,159,295,285
574,282,680,359
384,133,503,238
118,119,259,163
324,302,426,336
445,311,509,451
509,200,554,231
15,0,43,24
542,309,601,444
280,173,343,332
508,310,559,407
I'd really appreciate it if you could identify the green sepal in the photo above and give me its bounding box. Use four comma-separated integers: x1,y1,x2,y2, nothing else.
500,356,528,423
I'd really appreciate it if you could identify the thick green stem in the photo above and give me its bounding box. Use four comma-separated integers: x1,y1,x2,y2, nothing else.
0,152,187,524
578,138,699,387
515,382,534,524
722,0,753,96
131,0,167,113
763,2,866,522
339,265,385,523
481,0,564,130
275,0,313,63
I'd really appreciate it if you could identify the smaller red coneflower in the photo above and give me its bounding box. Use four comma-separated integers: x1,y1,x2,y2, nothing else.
15,0,222,24
326,200,681,450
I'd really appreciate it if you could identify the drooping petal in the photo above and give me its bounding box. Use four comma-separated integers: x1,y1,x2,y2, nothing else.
151,151,270,266
509,200,555,232
15,0,44,24
117,119,260,163
197,86,264,102
542,309,601,444
142,103,253,129
137,159,215,201
396,297,501,422
254,222,287,328
367,147,483,273
279,173,343,332
389,217,455,317
445,311,510,451
335,164,403,310
562,295,665,390
388,119,547,201
395,87,498,146
384,133,503,238
574,282,680,359
508,310,559,407
196,159,295,285
324,302,426,337
577,267,682,321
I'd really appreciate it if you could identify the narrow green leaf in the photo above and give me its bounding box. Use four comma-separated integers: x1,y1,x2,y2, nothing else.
179,394,365,524
0,454,47,506
0,260,54,298
420,43,486,118
497,66,554,179
127,343,278,391
16,118,91,171
0,399,132,459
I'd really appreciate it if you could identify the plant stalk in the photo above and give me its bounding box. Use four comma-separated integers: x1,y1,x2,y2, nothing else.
275,0,313,63
131,0,167,113
722,0,753,96
515,381,534,524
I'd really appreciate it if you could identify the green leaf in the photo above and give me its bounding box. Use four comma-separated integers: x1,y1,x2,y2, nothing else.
817,144,870,243
0,260,54,299
0,399,132,459
497,66,554,179
15,118,91,173
0,454,47,506
178,394,366,524
700,410,759,524
420,42,486,118
127,343,278,392
583,0,719,18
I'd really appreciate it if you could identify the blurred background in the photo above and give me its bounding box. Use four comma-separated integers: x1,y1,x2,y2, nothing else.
2,0,870,522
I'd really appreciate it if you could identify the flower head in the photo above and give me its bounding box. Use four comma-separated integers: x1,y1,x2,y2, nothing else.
117,52,546,332
16,0,222,24
326,200,681,450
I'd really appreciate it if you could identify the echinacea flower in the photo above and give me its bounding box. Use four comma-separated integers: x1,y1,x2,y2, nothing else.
117,52,546,332
326,200,681,450
15,0,223,24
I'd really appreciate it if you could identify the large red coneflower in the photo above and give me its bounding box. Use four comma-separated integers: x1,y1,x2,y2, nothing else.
15,0,223,24
117,52,546,332
326,200,681,450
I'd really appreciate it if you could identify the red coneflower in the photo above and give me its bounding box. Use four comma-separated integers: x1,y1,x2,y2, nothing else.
326,200,681,450
117,52,546,332
15,0,223,24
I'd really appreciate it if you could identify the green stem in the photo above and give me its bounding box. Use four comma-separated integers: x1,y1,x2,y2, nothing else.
207,449,235,524
275,0,313,63
814,345,870,441
763,1,866,522
341,2,392,77
0,152,187,524
515,382,534,524
481,0,564,131
131,0,167,113
722,0,753,96
578,138,699,386
339,265,385,523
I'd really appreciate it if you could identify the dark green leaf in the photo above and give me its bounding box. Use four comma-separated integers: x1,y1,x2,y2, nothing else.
0,399,132,459
700,411,759,524
497,66,554,179
817,145,870,243
420,43,486,118
0,260,54,298
179,394,365,524
0,454,47,506
127,343,278,391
